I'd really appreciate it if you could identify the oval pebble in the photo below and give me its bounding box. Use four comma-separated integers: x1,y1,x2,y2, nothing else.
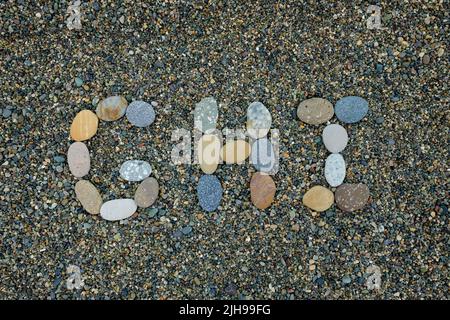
134,177,159,208
247,101,272,139
120,160,152,182
198,134,221,174
297,97,334,125
250,172,276,210
96,96,128,121
325,153,346,187
335,96,369,123
250,138,276,173
322,124,348,153
197,175,222,212
335,183,370,212
302,185,334,212
194,97,218,133
75,180,102,215
67,142,90,178
100,199,137,221
126,100,156,127
70,110,98,141
221,140,251,164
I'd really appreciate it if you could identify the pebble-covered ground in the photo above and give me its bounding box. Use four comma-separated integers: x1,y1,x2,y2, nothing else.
0,1,448,299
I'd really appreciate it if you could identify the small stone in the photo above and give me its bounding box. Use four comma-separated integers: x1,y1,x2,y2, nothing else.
197,175,222,212
334,96,369,123
221,140,251,164
250,172,276,210
126,100,156,127
70,110,98,141
181,226,193,235
96,96,128,121
134,177,159,208
322,124,348,153
247,101,272,139
100,199,137,221
335,183,370,212
422,54,430,65
250,138,276,173
120,160,152,182
324,153,346,187
75,180,102,215
67,142,90,178
375,116,384,124
302,185,334,212
194,97,218,133
297,97,334,125
74,77,83,87
147,208,158,218
342,275,352,284
197,134,221,174
2,109,12,118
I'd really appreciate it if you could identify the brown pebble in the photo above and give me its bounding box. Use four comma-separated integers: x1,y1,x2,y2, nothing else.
70,110,98,141
335,183,370,212
250,172,276,210
75,180,102,215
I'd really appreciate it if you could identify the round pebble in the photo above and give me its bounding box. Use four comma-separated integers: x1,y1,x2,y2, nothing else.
302,185,334,212
100,199,137,221
334,96,369,123
335,183,370,212
250,172,276,210
297,97,334,125
324,153,346,187
75,180,102,215
119,160,152,182
134,177,159,208
70,110,98,141
67,142,90,178
96,96,128,121
246,101,272,139
322,124,348,153
194,97,218,133
126,101,156,127
197,175,222,212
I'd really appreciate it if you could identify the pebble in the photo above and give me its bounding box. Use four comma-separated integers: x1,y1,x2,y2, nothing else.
70,110,98,141
250,172,276,210
75,180,102,215
194,97,218,133
147,208,158,218
197,134,221,174
120,160,152,182
221,140,251,164
100,199,137,221
250,138,276,173
334,96,369,123
324,153,346,187
96,96,128,121
297,97,334,125
335,183,370,212
2,109,12,118
181,226,193,235
375,116,385,124
246,101,272,139
126,100,156,127
422,54,430,65
74,77,83,87
67,142,90,178
134,177,159,208
302,185,334,212
322,124,348,153
197,175,222,212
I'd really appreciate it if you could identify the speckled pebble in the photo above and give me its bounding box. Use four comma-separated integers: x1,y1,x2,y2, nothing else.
120,160,152,182
126,100,156,127
322,124,348,153
324,153,346,187
246,101,272,139
194,97,218,133
197,175,222,212
335,183,370,212
335,96,369,123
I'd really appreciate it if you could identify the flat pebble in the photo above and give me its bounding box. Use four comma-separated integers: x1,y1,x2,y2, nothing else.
246,101,272,139
194,97,218,133
322,124,348,153
325,153,346,187
120,160,152,182
70,110,98,141
250,138,276,173
335,183,370,212
197,175,222,212
96,96,128,121
197,134,221,174
250,172,276,210
302,185,334,212
297,97,334,125
335,96,369,123
100,199,137,221
134,177,159,208
67,142,90,178
126,100,155,127
221,140,251,164
75,180,102,215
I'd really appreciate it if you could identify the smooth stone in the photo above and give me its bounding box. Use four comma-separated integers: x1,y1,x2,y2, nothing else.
119,160,152,182
70,110,98,141
250,138,276,173
250,172,276,210
246,101,272,139
220,140,251,164
325,153,346,187
335,96,369,123
335,183,370,212
96,96,128,121
67,142,90,178
302,185,334,212
100,199,137,221
198,134,221,174
134,177,159,208
75,180,102,215
194,97,218,133
126,100,155,127
197,175,222,212
322,124,348,153
297,97,334,125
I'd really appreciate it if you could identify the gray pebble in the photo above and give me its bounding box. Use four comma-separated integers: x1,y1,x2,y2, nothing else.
126,100,156,127
335,96,369,123
197,174,222,212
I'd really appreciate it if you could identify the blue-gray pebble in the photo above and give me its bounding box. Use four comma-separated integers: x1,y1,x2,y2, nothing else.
197,174,222,212
335,96,369,123
126,101,156,127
